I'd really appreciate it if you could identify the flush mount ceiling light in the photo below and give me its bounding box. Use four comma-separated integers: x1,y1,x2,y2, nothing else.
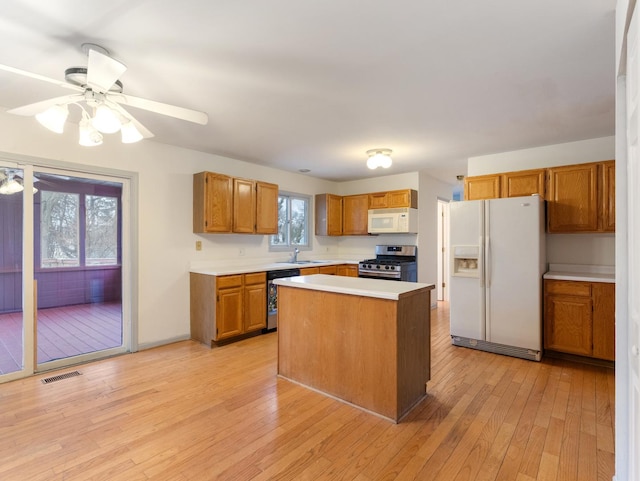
366,149,393,170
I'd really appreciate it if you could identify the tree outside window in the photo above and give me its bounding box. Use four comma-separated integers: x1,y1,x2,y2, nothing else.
40,192,118,268
271,193,310,249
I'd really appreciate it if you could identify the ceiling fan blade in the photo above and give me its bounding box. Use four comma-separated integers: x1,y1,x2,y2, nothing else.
0,63,83,92
7,94,82,116
86,49,127,93
112,93,209,125
109,103,155,139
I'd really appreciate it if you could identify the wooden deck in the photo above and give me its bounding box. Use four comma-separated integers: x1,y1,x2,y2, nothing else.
0,302,615,481
0,301,122,374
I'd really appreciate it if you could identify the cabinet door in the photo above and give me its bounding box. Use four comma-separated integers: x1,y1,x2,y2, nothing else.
193,172,233,233
388,189,418,208
464,175,501,200
299,267,320,275
244,281,266,332
233,178,256,233
337,265,358,277
547,163,598,232
216,286,243,340
318,265,337,275
342,194,369,235
544,293,593,356
592,282,615,361
255,181,279,234
601,160,616,232
315,194,343,236
501,169,545,198
368,192,389,209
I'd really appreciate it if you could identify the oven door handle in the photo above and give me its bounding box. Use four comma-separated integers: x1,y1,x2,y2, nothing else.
358,272,402,280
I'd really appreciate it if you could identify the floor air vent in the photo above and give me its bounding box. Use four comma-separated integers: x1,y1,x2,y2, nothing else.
41,371,82,384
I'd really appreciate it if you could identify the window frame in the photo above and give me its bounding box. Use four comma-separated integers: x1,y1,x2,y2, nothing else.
269,191,312,252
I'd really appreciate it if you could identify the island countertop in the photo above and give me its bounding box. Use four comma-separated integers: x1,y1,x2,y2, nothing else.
273,274,435,300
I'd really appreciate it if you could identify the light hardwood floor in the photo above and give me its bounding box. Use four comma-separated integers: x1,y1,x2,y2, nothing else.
0,302,614,481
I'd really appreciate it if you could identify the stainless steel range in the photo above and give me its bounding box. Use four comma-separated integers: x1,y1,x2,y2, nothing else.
358,245,417,282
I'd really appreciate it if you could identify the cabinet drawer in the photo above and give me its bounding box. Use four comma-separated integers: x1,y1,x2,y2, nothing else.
217,275,243,289
244,272,266,285
545,280,591,297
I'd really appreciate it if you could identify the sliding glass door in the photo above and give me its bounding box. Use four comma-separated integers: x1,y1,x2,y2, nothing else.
0,165,25,377
0,163,131,382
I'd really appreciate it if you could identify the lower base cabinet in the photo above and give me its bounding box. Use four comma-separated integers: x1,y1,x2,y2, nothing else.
190,272,266,346
543,279,615,361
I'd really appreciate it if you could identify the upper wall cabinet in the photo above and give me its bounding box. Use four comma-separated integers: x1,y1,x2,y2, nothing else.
600,160,615,232
193,172,278,234
342,194,369,235
464,161,615,233
463,175,501,200
315,193,343,236
193,172,233,233
368,189,418,209
501,169,546,198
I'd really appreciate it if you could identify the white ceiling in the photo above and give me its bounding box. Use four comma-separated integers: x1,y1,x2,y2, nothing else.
0,0,616,183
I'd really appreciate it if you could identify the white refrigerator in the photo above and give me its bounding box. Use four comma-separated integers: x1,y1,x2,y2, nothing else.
449,195,546,361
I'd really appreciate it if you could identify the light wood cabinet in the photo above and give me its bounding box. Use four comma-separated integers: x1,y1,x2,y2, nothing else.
233,178,256,233
543,279,615,361
501,169,546,198
547,163,599,232
255,181,279,234
464,174,501,200
318,265,337,275
315,194,343,236
193,172,278,235
342,194,369,235
601,160,615,232
193,172,233,233
299,267,320,275
243,272,268,332
368,189,418,209
214,275,244,340
190,272,267,346
337,264,358,277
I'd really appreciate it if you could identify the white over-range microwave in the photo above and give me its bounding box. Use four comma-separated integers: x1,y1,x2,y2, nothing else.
367,208,418,234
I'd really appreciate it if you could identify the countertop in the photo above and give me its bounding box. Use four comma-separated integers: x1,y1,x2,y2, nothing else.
273,274,434,300
543,263,615,283
190,259,360,276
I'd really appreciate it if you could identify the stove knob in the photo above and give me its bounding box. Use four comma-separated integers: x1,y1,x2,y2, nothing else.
376,265,380,269
385,265,390,270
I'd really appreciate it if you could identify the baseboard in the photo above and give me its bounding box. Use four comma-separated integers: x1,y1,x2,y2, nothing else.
137,335,191,351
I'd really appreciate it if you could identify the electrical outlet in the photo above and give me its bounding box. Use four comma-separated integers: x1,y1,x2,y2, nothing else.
195,240,202,251
325,247,330,252
239,248,245,256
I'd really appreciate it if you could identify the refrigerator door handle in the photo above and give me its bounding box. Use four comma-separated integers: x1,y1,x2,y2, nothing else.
479,235,485,287
485,235,491,287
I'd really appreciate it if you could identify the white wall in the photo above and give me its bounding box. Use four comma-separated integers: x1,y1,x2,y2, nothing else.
467,137,616,267
467,136,615,175
418,172,452,307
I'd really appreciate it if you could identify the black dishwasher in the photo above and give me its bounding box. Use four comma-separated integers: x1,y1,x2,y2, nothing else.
265,268,300,331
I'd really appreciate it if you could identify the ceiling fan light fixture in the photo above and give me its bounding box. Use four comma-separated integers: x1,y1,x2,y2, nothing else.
92,103,121,133
120,120,143,143
0,176,25,195
78,118,104,146
35,104,69,133
366,149,393,169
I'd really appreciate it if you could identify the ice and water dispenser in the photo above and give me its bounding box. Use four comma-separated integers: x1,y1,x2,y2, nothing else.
452,246,480,277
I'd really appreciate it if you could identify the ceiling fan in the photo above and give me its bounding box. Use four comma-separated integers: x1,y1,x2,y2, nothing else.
0,43,208,146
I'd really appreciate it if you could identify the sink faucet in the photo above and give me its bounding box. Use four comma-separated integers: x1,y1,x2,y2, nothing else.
289,248,300,263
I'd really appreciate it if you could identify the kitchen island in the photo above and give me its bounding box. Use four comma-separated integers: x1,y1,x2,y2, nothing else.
274,274,435,423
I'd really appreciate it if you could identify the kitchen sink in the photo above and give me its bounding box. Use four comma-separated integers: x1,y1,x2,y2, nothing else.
276,260,327,264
